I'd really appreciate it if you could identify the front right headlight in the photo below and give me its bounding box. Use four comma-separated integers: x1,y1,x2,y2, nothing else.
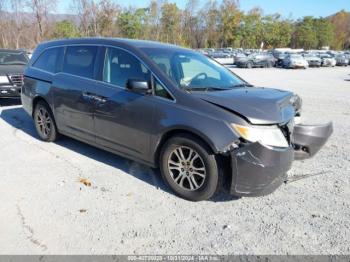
231,123,289,148
0,75,9,84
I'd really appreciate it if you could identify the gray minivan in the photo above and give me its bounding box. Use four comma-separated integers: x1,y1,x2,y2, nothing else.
21,38,333,201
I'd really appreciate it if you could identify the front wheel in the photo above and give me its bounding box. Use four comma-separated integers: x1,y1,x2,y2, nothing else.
33,101,59,142
160,135,222,201
246,62,253,69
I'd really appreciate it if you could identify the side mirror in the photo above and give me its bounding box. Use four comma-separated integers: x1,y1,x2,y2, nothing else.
126,79,151,94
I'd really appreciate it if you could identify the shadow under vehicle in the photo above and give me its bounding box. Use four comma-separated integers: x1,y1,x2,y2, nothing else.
21,38,332,201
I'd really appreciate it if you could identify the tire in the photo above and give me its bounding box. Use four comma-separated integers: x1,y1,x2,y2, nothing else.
159,134,222,201
267,61,273,68
246,62,253,69
33,100,59,142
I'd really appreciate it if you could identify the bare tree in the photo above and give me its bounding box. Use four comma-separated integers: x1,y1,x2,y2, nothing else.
0,0,9,48
26,0,57,43
147,0,162,41
72,0,101,36
11,0,27,48
98,0,120,36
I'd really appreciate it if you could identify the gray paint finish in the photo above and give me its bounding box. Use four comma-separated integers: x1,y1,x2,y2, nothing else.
21,38,333,197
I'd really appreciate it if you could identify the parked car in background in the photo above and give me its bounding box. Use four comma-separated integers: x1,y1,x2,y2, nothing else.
345,53,350,65
274,52,287,67
335,54,349,66
0,48,28,98
319,54,336,67
18,48,33,60
21,38,333,201
303,54,322,67
235,53,275,68
282,54,308,69
209,52,235,65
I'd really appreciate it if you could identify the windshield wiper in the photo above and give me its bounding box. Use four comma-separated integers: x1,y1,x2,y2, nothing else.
0,62,27,65
182,86,231,92
205,87,231,91
181,86,193,93
231,83,254,88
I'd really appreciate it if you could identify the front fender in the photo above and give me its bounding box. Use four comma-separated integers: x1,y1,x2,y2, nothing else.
150,104,242,162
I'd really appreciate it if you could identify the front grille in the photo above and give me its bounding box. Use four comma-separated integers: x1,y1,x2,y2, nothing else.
9,74,23,87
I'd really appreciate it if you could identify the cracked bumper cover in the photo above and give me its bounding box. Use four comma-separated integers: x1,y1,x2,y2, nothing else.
292,122,333,160
230,142,294,197
229,122,333,197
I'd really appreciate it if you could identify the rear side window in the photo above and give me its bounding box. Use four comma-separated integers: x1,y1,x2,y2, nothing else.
33,47,62,73
63,46,97,79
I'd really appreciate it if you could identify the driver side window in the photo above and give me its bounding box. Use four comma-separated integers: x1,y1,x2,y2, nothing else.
180,58,220,85
154,78,173,100
103,47,150,88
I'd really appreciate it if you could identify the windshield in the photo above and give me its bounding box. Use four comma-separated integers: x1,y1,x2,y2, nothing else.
0,51,28,65
141,48,246,91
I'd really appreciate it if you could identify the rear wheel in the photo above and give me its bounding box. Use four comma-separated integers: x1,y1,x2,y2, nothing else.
246,62,253,69
33,101,59,142
160,134,222,201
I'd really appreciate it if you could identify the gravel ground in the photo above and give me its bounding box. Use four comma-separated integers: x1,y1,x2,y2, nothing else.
0,67,349,255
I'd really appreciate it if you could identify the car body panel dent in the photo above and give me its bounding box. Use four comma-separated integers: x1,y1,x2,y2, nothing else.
150,99,242,158
230,142,294,197
192,87,295,125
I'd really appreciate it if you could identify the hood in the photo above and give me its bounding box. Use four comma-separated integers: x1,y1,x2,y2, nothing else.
0,64,26,75
193,87,295,125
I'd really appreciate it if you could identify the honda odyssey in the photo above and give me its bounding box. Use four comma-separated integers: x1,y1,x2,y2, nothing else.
21,38,333,201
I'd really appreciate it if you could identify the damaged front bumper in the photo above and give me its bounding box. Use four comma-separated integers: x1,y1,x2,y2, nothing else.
230,142,293,197
293,122,333,160
229,122,333,197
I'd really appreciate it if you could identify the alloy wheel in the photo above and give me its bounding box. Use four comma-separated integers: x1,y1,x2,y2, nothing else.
167,146,206,191
36,106,52,138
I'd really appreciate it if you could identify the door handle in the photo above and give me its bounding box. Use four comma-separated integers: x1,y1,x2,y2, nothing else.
83,92,107,103
82,92,95,100
93,95,107,103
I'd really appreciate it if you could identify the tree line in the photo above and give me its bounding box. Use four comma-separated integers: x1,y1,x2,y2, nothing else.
0,0,349,50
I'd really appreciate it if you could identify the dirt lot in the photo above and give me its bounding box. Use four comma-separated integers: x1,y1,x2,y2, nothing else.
0,67,349,255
